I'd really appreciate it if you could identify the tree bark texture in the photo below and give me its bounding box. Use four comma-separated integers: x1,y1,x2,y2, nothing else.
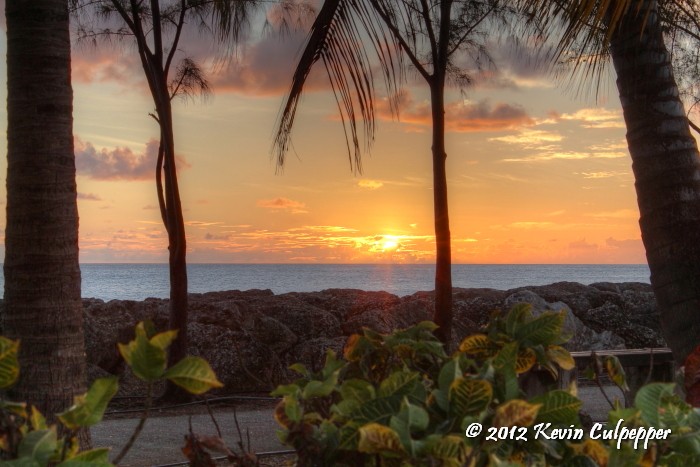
430,1,454,344
430,79,453,344
610,0,700,363
4,0,88,416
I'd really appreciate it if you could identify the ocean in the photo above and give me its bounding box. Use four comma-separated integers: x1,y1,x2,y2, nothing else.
1,263,650,301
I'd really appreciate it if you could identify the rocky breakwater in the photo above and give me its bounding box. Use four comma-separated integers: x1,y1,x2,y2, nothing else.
83,281,663,394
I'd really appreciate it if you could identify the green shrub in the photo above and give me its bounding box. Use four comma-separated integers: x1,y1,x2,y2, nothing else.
0,321,222,466
273,304,700,466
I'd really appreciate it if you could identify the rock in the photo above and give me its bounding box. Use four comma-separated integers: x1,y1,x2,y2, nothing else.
79,283,663,394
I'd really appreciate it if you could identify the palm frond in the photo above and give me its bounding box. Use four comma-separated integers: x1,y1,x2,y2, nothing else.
516,0,653,98
274,0,402,173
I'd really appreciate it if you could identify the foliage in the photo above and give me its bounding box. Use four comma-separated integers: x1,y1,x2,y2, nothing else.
274,303,700,466
0,321,222,465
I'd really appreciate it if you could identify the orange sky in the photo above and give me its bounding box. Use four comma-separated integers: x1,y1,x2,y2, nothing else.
0,7,684,264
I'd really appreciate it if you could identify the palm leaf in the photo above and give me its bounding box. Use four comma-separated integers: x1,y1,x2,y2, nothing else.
274,0,401,173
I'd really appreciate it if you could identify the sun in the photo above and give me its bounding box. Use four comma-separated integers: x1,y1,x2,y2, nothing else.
382,239,399,251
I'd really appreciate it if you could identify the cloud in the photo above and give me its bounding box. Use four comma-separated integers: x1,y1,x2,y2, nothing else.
75,137,190,181
576,171,628,179
569,238,599,250
256,197,308,214
605,237,643,250
358,179,384,190
509,221,555,229
379,91,534,133
556,108,625,129
72,47,142,86
502,150,626,163
78,192,102,201
586,209,638,219
210,30,329,95
490,129,563,146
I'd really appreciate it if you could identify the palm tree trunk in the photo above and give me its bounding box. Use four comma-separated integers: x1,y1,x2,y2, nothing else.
4,0,88,423
610,0,700,363
430,79,453,344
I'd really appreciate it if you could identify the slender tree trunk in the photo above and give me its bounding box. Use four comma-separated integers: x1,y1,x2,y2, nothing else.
161,106,189,372
155,89,189,401
4,0,88,424
430,1,454,345
430,79,453,344
610,0,700,363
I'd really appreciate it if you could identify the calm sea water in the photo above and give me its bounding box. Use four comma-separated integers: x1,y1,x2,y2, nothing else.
0,263,649,301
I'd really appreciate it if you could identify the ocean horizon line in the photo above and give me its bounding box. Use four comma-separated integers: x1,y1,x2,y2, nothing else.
71,262,649,266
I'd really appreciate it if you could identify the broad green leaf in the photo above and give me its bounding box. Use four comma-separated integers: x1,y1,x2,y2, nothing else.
340,379,375,403
118,327,167,381
57,448,112,466
0,459,41,467
378,371,422,399
17,429,57,465
391,397,429,432
357,423,404,455
458,334,493,357
426,435,470,467
531,390,582,425
389,398,429,456
58,377,118,429
635,383,675,426
288,362,309,377
0,336,20,389
546,345,576,371
149,329,178,351
505,303,533,335
321,350,344,380
270,383,300,397
302,372,338,399
515,311,566,346
671,434,700,456
139,320,157,338
449,378,492,418
515,348,537,374
492,399,541,428
493,342,519,371
438,358,461,392
604,356,629,391
353,395,404,425
279,396,302,425
30,406,47,431
163,356,223,394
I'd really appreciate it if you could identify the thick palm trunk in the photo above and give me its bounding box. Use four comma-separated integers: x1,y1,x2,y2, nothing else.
430,80,453,344
610,0,700,363
4,0,88,418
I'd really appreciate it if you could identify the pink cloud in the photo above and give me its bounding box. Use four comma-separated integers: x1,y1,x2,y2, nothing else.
378,91,534,132
77,192,102,201
210,31,329,95
256,197,308,214
75,137,190,181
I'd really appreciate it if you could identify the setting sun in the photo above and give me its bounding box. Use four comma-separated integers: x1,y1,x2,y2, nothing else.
382,239,399,251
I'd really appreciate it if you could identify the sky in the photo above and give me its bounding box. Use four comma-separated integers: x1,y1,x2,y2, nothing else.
0,2,682,264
